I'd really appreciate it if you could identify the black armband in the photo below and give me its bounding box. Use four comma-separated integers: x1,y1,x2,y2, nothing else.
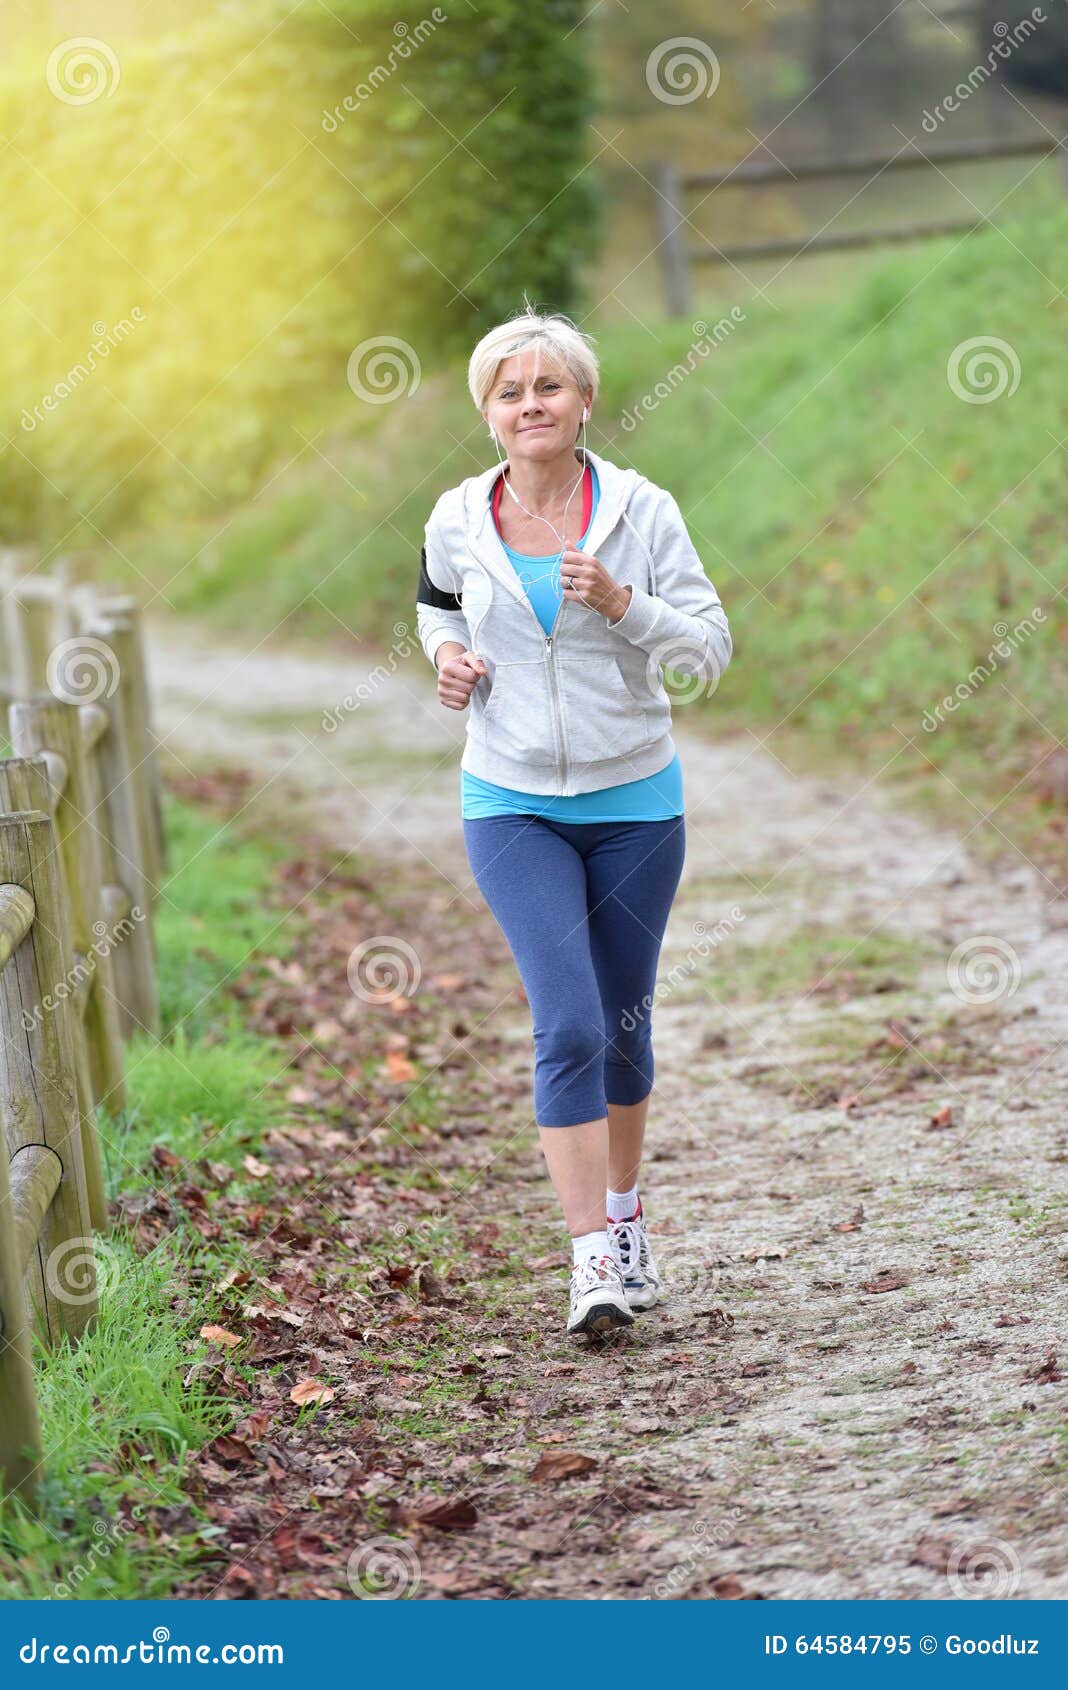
417,544,462,611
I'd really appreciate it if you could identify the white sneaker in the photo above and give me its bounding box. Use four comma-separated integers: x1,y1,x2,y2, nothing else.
607,1202,662,1312
566,1251,634,1337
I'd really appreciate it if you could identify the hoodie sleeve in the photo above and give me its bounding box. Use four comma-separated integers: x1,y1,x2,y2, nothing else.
606,489,732,687
416,513,472,670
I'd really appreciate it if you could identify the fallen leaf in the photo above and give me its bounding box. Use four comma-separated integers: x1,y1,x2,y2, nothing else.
384,1049,417,1083
242,1154,272,1179
200,1324,242,1348
835,1204,865,1232
994,1313,1031,1328
531,1450,597,1482
1026,1351,1061,1384
928,1104,954,1130
400,1496,478,1530
861,1270,909,1294
911,1534,951,1573
289,1379,336,1407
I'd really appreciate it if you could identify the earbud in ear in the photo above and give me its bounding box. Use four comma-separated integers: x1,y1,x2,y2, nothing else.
582,408,589,422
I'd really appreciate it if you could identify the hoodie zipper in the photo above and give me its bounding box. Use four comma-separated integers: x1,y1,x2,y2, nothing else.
545,612,568,794
473,453,636,795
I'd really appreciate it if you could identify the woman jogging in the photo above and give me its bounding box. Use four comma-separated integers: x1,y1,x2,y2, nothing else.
416,307,732,1337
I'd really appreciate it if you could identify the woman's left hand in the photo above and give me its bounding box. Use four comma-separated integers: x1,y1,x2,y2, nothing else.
559,546,632,622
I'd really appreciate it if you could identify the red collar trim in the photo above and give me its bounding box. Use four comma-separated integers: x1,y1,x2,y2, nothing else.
491,463,592,543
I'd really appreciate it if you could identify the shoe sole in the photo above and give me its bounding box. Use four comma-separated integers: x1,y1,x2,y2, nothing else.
568,1299,635,1336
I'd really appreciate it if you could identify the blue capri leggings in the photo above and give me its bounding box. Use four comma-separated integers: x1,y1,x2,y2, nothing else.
462,813,686,1127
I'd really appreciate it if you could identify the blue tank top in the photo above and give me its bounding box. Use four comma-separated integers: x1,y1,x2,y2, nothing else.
461,461,684,821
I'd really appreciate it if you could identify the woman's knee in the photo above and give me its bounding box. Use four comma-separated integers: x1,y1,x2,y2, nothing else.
535,1016,606,1078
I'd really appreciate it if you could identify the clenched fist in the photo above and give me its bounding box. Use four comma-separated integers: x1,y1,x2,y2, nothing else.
435,644,488,711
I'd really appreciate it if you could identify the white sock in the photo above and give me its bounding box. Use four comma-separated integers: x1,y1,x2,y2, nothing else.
572,1229,609,1266
606,1185,639,1223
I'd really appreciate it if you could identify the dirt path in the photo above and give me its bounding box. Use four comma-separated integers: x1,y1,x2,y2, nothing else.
150,616,1067,1601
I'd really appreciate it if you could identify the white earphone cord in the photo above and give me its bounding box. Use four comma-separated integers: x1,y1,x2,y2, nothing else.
488,406,591,592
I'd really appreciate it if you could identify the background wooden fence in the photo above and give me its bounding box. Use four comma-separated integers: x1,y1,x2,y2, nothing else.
653,133,1065,314
0,551,165,1505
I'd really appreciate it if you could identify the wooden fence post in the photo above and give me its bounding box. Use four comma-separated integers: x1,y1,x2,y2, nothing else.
8,700,126,1120
0,757,106,1232
0,1112,44,1506
653,159,692,318
83,598,167,883
0,813,98,1348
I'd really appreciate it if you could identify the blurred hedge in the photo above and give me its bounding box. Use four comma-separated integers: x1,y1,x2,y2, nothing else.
0,0,600,542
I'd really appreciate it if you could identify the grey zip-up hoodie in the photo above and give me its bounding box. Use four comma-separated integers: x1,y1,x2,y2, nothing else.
416,445,732,797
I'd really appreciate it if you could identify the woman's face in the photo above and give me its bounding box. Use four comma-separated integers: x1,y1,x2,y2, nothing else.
483,350,591,463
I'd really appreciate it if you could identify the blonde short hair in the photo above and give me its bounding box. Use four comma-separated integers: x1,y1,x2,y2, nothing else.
468,293,599,414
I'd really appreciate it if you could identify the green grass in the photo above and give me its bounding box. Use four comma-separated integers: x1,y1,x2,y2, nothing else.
0,794,294,1597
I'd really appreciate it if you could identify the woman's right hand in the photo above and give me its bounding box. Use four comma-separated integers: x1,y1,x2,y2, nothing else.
435,645,488,711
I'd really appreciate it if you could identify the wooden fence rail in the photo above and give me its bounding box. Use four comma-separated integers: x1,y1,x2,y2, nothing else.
653,132,1065,313
0,561,166,1505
